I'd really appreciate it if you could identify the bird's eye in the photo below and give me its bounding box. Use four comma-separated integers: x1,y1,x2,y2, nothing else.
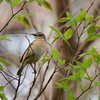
39,34,42,36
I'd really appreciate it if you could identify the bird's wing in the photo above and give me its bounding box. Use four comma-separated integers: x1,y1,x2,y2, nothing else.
20,41,35,63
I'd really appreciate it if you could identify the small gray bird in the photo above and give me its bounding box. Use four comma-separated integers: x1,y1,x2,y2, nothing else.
17,32,46,75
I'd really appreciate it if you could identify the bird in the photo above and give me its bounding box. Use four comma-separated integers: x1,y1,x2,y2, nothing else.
17,32,46,75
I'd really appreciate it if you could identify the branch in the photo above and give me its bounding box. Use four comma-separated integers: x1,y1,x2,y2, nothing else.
0,1,26,33
76,72,100,100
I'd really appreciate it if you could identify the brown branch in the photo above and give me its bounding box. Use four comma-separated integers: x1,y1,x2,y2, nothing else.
13,74,21,100
0,1,27,33
0,71,16,90
34,67,57,100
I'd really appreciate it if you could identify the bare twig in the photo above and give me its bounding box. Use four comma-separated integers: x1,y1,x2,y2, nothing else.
13,75,21,100
0,71,16,90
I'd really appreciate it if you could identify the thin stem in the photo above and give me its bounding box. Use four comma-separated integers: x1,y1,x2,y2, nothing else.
76,72,100,100
85,69,92,82
0,1,26,33
9,0,14,15
95,61,99,76
58,70,68,100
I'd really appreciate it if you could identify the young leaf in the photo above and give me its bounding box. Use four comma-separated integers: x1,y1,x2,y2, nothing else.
41,0,53,12
58,59,65,65
23,17,31,29
0,65,4,70
76,61,82,66
82,57,92,68
94,81,100,86
75,9,87,23
40,58,50,67
52,48,59,59
66,12,74,19
0,57,12,67
57,17,68,23
17,16,23,23
0,86,4,92
85,15,93,21
49,26,62,35
54,82,64,89
87,24,96,36
64,28,73,40
95,16,100,20
12,0,24,6
0,35,11,41
66,18,74,27
83,76,94,80
52,35,63,44
87,34,100,41
78,50,91,59
91,46,100,64
36,0,42,6
96,24,100,28
68,94,75,100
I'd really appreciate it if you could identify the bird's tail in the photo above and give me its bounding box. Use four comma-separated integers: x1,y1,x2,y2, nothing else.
17,66,23,76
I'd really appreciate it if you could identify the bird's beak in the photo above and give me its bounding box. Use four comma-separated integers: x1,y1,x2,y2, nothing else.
32,34,36,36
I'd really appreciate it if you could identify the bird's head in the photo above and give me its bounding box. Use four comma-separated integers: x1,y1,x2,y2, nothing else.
32,32,46,41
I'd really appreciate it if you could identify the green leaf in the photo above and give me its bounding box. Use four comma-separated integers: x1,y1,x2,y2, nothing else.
96,24,100,28
57,17,68,23
83,76,94,80
87,34,100,41
68,94,75,100
49,26,62,35
40,58,50,67
12,0,24,6
68,88,73,95
91,46,100,64
87,24,96,36
78,50,91,58
41,0,53,12
52,48,59,59
17,16,23,23
14,14,35,19
52,35,63,44
62,80,69,90
0,93,8,100
95,16,100,20
82,57,92,68
0,57,12,67
0,86,4,92
0,0,3,4
64,28,73,40
54,82,63,89
94,81,100,86
0,65,4,70
58,59,65,65
36,0,42,6
75,9,87,23
66,18,74,27
0,35,11,42
85,15,93,21
23,17,31,29
75,61,82,66
66,12,74,19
